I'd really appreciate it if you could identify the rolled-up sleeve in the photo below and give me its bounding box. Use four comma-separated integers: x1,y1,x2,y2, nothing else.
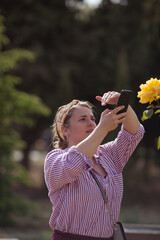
102,124,145,173
44,146,93,193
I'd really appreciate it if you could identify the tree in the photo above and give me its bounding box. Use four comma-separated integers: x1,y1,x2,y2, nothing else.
0,0,86,168
1,0,160,168
0,15,50,226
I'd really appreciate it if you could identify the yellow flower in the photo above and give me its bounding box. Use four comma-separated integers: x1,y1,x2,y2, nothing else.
137,78,160,104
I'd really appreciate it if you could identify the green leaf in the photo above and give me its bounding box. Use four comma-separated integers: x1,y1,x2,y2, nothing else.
155,109,160,114
141,109,154,121
147,104,155,109
0,49,35,73
158,136,160,150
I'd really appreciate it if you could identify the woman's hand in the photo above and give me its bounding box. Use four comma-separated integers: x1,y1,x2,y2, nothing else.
99,106,126,133
96,91,140,134
96,91,126,132
76,105,126,159
96,91,120,106
76,90,140,160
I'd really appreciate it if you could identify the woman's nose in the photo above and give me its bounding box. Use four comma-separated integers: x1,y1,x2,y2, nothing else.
88,119,95,126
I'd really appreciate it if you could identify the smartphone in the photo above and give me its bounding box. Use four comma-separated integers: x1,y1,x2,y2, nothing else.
116,90,133,114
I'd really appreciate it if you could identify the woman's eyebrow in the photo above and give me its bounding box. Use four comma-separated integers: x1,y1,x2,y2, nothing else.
78,115,87,118
78,114,94,118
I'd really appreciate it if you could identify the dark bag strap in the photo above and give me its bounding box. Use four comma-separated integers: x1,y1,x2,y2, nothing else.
90,170,127,239
89,170,108,204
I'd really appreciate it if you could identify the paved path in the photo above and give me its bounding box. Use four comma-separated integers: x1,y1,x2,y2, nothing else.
124,224,160,240
1,224,160,240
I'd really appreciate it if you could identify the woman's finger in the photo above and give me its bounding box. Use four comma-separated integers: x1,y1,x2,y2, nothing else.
116,116,126,124
96,92,120,106
101,92,111,105
112,105,125,114
116,111,127,119
102,108,111,115
95,96,102,101
102,92,119,106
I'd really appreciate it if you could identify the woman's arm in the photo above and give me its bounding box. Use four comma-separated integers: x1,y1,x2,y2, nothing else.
101,124,145,173
44,148,93,192
76,91,141,159
123,105,140,134
76,105,126,159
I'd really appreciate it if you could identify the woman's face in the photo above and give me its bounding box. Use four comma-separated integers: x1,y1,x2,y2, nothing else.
64,105,96,147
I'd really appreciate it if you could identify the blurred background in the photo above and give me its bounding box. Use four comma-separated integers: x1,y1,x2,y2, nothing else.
0,0,160,239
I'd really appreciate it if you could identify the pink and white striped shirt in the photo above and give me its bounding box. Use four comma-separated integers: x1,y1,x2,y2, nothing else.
44,124,144,238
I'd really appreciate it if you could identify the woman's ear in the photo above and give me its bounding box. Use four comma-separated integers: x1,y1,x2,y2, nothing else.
63,127,70,138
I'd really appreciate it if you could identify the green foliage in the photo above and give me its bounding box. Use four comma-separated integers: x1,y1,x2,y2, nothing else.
141,109,154,121
140,101,160,149
0,75,50,127
155,109,160,114
0,15,51,226
158,136,160,150
0,49,35,73
0,15,9,48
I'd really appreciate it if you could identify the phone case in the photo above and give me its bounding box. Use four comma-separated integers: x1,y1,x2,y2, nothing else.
116,90,133,113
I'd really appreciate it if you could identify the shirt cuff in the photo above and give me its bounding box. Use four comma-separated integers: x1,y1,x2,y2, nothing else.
68,146,94,169
120,123,145,140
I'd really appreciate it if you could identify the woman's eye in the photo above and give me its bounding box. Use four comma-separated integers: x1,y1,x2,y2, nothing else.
91,118,96,122
80,118,85,121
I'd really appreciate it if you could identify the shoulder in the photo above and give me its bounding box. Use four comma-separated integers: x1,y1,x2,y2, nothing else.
44,148,66,171
46,148,64,159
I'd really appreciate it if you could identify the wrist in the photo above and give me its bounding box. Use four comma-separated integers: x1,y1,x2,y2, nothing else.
96,122,109,137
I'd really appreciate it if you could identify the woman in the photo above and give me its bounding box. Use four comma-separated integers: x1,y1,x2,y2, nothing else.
44,91,144,240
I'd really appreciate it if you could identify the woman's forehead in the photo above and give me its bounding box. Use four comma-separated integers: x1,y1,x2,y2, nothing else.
72,105,93,116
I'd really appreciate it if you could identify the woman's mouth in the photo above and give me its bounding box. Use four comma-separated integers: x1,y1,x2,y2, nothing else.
86,129,93,134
